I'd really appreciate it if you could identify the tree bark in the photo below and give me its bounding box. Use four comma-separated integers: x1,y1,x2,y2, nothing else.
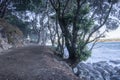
58,17,78,66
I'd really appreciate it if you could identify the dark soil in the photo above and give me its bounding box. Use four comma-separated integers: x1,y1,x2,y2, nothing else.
0,45,79,80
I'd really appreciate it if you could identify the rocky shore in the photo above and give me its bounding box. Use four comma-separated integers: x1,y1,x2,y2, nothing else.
74,61,120,80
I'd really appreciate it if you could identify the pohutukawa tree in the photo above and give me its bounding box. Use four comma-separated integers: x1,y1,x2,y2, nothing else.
49,0,119,66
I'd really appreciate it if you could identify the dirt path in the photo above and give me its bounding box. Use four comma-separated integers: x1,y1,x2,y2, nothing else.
0,45,79,80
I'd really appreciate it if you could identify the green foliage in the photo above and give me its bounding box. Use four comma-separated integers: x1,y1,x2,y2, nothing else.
79,47,91,61
77,43,91,61
80,4,90,15
74,5,93,61
64,12,74,24
12,0,42,11
74,4,93,61
81,19,94,33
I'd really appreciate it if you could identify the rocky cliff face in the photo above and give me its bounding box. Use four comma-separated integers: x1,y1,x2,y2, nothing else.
0,46,79,80
0,18,23,48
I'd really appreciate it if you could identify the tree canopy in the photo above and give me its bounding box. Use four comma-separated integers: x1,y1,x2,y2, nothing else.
0,0,120,66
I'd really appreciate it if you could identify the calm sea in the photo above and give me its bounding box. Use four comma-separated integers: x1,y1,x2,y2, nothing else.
86,42,120,63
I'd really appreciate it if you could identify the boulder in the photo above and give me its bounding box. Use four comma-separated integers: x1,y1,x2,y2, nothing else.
114,66,120,75
93,61,116,75
0,46,79,80
76,61,120,80
76,62,103,80
110,60,120,64
111,75,120,80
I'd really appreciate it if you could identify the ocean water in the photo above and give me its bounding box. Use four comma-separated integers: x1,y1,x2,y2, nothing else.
86,42,120,64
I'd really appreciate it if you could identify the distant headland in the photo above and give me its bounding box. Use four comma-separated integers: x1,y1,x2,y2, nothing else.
98,38,120,42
